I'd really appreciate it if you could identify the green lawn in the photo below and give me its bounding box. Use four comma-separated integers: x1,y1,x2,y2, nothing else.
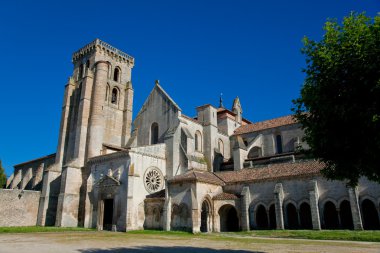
0,227,379,242
0,226,94,233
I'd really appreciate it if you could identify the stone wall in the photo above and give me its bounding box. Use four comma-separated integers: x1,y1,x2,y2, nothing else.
0,189,41,226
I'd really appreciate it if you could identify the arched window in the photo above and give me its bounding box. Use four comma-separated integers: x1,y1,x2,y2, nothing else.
86,60,90,69
151,122,159,144
195,131,202,152
111,87,118,104
248,146,262,159
78,64,84,80
218,139,224,156
113,67,120,82
276,134,283,154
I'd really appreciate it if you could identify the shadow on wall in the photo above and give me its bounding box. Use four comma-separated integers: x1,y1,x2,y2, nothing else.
78,246,266,253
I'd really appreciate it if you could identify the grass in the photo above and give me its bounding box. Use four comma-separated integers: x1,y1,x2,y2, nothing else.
0,226,94,233
235,230,380,242
0,227,379,242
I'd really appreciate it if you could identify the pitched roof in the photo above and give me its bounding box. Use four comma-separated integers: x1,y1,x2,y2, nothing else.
215,160,324,184
169,169,225,186
213,192,239,200
146,189,165,199
233,115,297,135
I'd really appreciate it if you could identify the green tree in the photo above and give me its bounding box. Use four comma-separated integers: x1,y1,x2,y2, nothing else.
293,12,380,186
0,160,7,188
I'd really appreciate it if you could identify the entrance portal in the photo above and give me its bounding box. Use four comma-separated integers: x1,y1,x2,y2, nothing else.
219,204,239,232
200,201,210,232
103,199,114,231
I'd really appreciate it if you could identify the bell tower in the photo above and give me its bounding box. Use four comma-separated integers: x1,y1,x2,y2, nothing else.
52,39,135,227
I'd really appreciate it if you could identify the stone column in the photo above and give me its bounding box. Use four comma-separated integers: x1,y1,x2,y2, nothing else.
122,81,134,146
86,61,109,159
55,165,83,227
348,187,363,230
274,183,284,229
190,187,200,233
240,186,250,231
308,180,321,230
162,180,171,231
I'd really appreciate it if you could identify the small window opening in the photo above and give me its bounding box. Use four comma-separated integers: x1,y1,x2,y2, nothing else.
151,123,159,144
78,64,84,80
111,88,118,104
276,134,283,154
113,67,120,82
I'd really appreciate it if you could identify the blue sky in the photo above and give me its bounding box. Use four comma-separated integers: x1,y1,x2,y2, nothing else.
0,1,378,176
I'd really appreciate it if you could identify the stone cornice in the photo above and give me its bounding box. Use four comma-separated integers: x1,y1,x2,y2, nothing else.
72,39,135,65
87,151,129,166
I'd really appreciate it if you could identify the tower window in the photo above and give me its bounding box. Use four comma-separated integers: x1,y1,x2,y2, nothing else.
151,123,159,144
105,84,110,101
276,134,283,154
86,60,90,69
113,67,120,82
111,88,118,104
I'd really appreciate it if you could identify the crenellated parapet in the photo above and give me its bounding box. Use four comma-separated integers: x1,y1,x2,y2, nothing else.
72,38,134,66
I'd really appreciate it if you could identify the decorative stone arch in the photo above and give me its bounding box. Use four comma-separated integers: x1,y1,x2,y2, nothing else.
218,204,240,232
195,130,202,152
338,198,353,229
298,200,312,229
247,146,262,159
246,134,264,158
253,202,269,230
113,66,121,82
320,197,339,209
321,198,339,229
200,196,212,232
111,86,120,105
284,199,299,229
360,196,380,230
150,122,159,145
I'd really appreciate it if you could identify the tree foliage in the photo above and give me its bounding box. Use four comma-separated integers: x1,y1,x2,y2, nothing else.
0,160,7,188
293,12,380,186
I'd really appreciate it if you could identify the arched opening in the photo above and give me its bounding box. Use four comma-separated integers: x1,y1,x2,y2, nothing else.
111,88,118,104
195,131,202,152
200,200,210,232
286,203,298,229
219,204,239,232
218,139,224,156
269,204,277,229
276,134,283,154
113,67,120,82
86,60,90,69
299,202,312,229
102,198,114,231
248,146,262,159
150,122,159,144
323,201,339,229
340,200,353,229
361,199,380,230
255,205,268,229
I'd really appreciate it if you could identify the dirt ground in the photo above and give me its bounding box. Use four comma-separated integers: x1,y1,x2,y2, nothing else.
0,231,379,253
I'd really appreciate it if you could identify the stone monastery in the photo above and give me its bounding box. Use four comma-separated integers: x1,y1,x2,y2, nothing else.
4,39,380,232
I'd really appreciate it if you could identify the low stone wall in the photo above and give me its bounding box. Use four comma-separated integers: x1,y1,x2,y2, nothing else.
0,189,40,227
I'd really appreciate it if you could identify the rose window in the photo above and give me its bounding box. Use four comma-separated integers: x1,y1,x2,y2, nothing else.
144,167,163,193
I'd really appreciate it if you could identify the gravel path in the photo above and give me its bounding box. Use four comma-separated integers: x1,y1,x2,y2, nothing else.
0,231,379,253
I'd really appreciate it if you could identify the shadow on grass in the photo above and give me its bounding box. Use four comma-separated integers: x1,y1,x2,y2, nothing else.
78,246,266,253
